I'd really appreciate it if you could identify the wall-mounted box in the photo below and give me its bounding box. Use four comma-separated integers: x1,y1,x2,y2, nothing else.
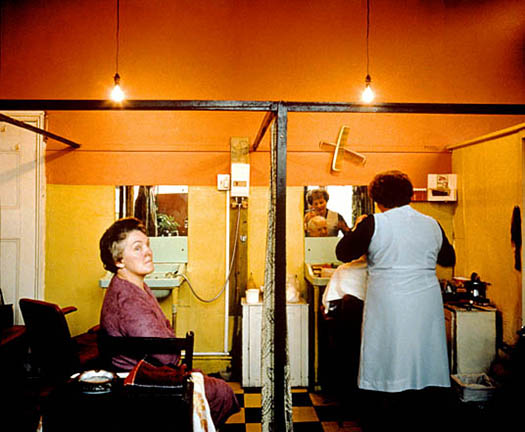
427,174,457,201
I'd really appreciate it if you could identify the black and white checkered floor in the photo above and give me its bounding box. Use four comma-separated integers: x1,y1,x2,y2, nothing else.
222,383,361,432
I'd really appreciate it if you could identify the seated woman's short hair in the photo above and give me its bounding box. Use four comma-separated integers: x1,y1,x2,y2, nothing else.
100,217,147,273
369,170,413,208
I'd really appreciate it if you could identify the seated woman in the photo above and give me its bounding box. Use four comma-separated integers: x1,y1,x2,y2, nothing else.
99,217,239,429
307,215,328,237
321,252,367,404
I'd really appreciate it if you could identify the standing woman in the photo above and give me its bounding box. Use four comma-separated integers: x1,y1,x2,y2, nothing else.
99,217,239,429
335,171,455,429
304,188,349,236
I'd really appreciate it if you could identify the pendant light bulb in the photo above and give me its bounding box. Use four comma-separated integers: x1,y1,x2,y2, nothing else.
361,74,374,103
110,73,125,102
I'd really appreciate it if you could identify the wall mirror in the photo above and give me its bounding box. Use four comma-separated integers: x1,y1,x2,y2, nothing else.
115,185,188,237
303,185,373,237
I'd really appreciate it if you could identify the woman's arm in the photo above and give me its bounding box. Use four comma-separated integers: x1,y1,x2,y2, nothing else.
437,225,456,267
336,215,374,262
119,294,180,365
337,213,350,233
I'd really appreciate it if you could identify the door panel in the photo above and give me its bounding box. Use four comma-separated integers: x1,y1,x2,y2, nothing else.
0,112,45,324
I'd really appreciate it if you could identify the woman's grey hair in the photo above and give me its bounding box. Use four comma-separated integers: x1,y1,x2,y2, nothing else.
99,217,146,273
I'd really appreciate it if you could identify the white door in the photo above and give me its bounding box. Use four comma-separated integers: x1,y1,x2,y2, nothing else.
0,111,45,324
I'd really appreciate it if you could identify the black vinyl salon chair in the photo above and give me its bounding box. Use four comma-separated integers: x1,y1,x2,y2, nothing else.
96,330,195,431
19,298,100,384
42,330,195,432
0,304,27,382
97,329,194,371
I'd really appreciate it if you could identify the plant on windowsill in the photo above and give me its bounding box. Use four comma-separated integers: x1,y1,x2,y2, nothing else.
157,213,180,236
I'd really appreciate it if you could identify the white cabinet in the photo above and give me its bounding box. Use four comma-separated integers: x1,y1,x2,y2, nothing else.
242,299,308,387
444,304,497,374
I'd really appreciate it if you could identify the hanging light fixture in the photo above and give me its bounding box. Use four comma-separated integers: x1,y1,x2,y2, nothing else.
110,0,125,102
361,0,375,103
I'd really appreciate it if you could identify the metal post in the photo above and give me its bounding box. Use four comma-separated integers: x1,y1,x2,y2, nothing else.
273,102,288,431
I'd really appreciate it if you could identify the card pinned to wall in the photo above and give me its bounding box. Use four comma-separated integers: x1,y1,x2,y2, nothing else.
427,174,457,201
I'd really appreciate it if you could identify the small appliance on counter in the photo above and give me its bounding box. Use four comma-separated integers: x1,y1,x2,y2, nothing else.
442,272,492,307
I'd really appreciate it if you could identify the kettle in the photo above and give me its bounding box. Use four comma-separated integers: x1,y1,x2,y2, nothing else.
464,272,490,301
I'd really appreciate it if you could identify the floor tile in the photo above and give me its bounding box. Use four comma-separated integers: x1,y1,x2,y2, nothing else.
235,393,245,407
228,381,243,393
322,421,362,432
244,393,262,408
243,387,261,393
293,421,325,432
292,392,313,406
226,407,245,424
313,404,342,422
292,387,309,393
309,392,338,407
221,423,246,432
292,406,319,422
244,407,262,423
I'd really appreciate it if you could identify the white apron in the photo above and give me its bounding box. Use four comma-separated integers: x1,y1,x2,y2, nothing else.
358,205,450,392
325,209,340,236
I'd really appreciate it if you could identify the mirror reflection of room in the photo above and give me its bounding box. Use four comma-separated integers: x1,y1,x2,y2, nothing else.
304,185,374,237
115,185,188,237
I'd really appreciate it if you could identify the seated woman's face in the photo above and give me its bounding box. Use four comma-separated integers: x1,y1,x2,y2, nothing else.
117,230,154,277
312,197,327,215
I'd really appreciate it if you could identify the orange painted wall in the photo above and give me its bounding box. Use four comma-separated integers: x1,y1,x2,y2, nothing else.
0,0,524,186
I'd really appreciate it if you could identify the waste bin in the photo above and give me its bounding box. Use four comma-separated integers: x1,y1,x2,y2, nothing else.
451,373,497,403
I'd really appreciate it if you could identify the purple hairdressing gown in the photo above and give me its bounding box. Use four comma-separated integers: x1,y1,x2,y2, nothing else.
100,275,239,428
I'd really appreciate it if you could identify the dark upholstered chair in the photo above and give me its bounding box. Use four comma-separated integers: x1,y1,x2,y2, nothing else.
0,304,39,431
0,304,28,382
73,330,195,432
19,298,100,383
97,330,194,372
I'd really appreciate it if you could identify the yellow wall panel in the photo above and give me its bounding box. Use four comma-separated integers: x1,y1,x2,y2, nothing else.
177,187,227,353
451,126,525,344
45,185,114,336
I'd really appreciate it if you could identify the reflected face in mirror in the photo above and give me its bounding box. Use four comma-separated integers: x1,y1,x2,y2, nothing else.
304,185,373,238
116,185,188,237
311,197,327,217
307,216,328,237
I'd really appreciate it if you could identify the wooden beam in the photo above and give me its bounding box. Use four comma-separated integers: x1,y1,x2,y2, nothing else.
251,111,276,152
0,113,81,148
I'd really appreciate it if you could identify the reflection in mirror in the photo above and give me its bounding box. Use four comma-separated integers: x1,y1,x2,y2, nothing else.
303,186,373,238
115,185,188,237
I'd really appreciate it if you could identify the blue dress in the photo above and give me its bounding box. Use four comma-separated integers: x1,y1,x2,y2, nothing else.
336,205,455,392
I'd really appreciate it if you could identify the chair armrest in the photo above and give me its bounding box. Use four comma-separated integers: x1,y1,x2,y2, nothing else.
61,306,77,315
98,331,194,370
88,324,100,334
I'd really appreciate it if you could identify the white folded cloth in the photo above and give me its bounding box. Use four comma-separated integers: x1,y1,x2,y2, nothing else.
191,372,216,432
322,258,368,309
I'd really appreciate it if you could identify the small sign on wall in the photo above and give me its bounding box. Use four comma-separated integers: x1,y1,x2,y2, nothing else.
427,174,457,201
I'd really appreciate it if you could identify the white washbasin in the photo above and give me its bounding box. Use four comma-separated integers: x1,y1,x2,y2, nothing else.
304,262,340,286
99,263,187,298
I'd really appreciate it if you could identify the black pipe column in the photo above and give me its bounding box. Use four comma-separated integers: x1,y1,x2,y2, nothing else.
273,102,288,431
